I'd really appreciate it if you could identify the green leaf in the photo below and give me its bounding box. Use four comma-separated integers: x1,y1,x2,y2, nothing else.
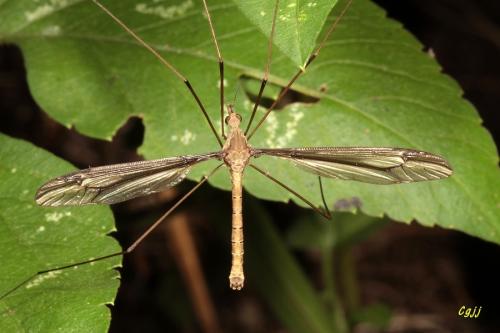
233,0,339,66
0,134,120,332
0,0,499,327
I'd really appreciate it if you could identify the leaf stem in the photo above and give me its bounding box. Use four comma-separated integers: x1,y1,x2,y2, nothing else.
339,248,360,313
322,220,350,333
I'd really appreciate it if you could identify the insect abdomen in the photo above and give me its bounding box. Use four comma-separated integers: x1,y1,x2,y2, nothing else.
229,170,244,290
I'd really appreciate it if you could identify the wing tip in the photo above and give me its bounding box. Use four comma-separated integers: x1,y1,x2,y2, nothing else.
406,150,453,179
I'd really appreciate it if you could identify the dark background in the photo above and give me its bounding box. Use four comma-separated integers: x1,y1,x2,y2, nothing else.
1,0,499,332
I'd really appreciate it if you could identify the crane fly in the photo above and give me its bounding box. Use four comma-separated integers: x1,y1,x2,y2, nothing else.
2,0,452,297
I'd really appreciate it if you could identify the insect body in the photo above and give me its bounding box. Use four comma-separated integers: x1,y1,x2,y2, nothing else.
222,106,253,289
34,104,452,290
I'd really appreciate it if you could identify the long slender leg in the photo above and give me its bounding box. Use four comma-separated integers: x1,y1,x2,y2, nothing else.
249,164,331,219
201,0,226,139
244,0,280,135
318,176,332,218
0,164,223,300
91,0,223,147
246,0,354,141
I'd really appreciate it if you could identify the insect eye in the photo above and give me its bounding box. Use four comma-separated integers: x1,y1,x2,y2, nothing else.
236,114,242,121
224,116,230,124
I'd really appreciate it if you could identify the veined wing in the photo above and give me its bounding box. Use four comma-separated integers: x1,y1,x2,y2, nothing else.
254,147,452,184
36,152,221,206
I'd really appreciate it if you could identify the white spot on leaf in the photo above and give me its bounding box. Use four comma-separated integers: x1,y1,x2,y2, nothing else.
25,5,52,21
136,0,193,20
44,211,71,223
216,79,228,88
42,25,61,36
265,113,279,148
265,105,304,148
25,0,69,22
26,270,62,289
243,100,251,110
298,11,308,22
171,129,196,145
279,14,290,22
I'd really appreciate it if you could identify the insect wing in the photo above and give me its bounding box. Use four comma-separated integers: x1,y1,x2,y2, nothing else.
255,147,452,184
36,152,220,206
